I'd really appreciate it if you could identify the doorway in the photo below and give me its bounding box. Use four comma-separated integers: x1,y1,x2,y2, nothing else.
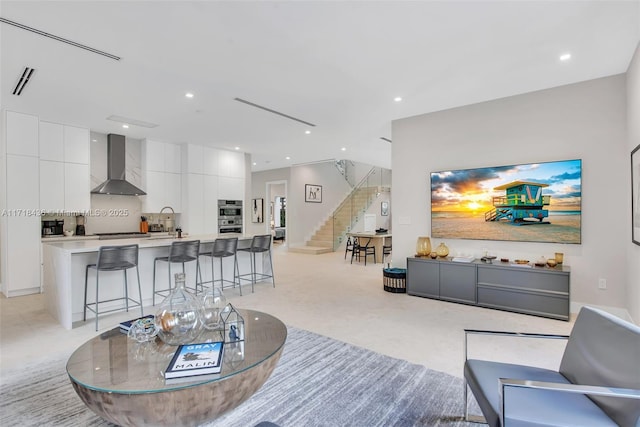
265,180,288,248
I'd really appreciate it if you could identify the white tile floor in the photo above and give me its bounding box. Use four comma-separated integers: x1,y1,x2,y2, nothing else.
0,244,575,378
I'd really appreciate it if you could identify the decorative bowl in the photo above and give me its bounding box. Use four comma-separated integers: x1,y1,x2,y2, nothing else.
546,259,558,267
514,259,529,265
63,230,74,237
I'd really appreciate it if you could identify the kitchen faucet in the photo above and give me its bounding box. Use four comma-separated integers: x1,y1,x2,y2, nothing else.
159,206,176,236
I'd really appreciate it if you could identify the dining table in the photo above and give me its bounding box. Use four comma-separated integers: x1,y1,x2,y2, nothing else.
347,232,392,263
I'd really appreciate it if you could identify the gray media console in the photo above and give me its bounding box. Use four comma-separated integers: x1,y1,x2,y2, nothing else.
406,257,570,321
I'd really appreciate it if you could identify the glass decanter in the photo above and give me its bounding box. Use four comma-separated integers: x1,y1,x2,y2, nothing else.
155,273,203,345
201,286,227,330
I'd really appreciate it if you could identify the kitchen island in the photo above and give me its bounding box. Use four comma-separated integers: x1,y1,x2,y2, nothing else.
42,234,269,330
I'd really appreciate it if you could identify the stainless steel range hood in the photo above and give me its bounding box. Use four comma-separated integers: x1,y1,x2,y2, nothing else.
91,134,146,196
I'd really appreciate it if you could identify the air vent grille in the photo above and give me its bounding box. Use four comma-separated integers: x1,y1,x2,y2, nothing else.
234,97,316,127
12,67,35,96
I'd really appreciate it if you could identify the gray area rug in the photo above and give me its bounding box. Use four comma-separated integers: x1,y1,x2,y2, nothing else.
1,327,476,426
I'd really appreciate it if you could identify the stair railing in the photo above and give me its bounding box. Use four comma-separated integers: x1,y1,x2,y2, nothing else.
330,166,391,250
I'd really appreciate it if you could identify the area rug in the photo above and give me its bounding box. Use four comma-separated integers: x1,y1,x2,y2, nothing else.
0,327,476,426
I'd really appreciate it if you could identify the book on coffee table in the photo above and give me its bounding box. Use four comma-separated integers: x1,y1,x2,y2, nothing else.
164,342,225,379
119,314,154,333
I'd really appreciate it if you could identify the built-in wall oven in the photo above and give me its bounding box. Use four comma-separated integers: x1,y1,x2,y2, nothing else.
218,200,243,234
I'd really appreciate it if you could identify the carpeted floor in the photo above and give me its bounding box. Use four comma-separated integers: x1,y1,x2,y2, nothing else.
1,327,477,427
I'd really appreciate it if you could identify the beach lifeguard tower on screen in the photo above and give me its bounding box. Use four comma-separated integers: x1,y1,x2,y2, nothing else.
485,181,551,225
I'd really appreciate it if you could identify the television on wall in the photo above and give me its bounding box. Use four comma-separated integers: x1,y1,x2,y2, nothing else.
430,159,582,244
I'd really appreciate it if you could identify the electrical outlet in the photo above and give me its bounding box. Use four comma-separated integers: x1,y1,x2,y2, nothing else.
598,278,607,290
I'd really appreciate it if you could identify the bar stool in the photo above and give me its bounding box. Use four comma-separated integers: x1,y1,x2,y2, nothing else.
198,237,241,295
84,244,143,331
238,235,275,292
152,240,201,305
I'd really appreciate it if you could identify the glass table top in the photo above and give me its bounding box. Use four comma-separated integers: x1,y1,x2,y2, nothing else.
66,309,287,393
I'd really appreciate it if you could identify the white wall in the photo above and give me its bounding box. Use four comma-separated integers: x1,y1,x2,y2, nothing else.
393,75,630,318
627,42,640,323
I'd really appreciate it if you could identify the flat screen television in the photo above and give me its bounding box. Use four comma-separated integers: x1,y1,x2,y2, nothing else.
430,159,581,244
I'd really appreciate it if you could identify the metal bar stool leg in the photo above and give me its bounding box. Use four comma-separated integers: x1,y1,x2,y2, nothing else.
152,259,158,306
268,249,275,287
135,265,143,317
94,271,100,331
124,269,129,312
234,254,242,296
84,265,91,321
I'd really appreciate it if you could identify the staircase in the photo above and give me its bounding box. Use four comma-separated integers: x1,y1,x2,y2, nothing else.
290,166,390,255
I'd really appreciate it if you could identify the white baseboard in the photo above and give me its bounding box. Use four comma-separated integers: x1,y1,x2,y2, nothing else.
570,301,635,324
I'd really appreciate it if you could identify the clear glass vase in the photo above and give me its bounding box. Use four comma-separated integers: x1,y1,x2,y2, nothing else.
155,273,203,345
201,286,227,330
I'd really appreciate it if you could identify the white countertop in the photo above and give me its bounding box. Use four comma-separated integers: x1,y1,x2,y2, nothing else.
41,233,251,254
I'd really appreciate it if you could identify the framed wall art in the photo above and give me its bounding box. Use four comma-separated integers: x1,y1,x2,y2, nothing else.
251,198,263,223
431,158,582,244
305,184,322,203
632,144,640,245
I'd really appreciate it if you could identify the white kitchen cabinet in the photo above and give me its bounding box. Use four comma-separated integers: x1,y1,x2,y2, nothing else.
6,111,39,157
64,163,90,212
203,146,219,176
185,144,204,174
141,140,182,212
5,215,41,295
203,175,219,234
165,143,182,174
6,154,39,209
219,150,245,178
3,154,40,296
165,172,182,212
218,176,244,200
63,125,90,164
183,173,204,234
39,121,64,161
39,160,65,210
142,139,165,172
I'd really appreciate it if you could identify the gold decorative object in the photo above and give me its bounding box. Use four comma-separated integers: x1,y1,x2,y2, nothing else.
555,252,564,264
435,242,449,258
416,236,432,257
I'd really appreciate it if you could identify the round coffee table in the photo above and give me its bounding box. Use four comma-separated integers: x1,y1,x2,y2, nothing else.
67,309,286,426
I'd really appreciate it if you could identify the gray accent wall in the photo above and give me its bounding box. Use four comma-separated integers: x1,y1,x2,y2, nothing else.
393,74,632,320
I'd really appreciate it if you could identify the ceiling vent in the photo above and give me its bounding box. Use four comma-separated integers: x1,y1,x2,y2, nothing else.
106,115,159,128
0,17,120,61
12,67,35,96
234,97,316,127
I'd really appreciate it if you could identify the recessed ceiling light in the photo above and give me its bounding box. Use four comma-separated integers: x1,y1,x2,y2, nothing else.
305,130,311,134
285,156,291,160
91,139,97,142
560,53,571,61
122,124,129,128
341,147,346,151
252,162,257,166
185,92,194,98
235,146,240,150
394,96,403,102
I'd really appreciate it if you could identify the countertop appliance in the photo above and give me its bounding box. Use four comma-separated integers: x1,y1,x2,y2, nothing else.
218,200,242,234
76,214,86,236
42,220,64,236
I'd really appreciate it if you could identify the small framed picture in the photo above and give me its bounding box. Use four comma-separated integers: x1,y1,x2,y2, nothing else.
305,184,322,203
251,198,263,223
381,201,389,216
